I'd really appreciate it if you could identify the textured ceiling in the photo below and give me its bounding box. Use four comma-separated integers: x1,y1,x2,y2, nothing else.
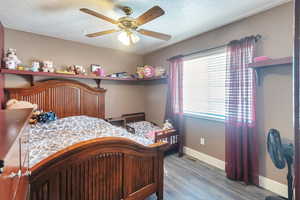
0,0,290,55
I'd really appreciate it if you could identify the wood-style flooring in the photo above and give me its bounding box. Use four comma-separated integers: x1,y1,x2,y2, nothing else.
147,154,278,200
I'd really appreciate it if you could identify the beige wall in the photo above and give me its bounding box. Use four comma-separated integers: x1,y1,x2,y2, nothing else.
4,28,145,118
144,2,293,184
2,2,294,185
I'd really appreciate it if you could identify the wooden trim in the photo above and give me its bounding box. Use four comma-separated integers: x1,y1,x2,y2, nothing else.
248,57,292,69
294,0,300,199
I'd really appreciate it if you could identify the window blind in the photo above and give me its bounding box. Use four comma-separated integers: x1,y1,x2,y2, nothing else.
183,48,226,119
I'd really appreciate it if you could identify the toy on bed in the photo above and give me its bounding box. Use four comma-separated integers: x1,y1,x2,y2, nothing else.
122,112,179,152
30,110,57,124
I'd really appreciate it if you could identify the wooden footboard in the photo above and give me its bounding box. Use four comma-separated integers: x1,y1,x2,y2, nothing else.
29,137,167,200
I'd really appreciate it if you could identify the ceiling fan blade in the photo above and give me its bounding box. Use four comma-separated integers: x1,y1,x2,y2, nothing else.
136,6,165,26
86,29,119,37
138,29,171,41
80,8,118,24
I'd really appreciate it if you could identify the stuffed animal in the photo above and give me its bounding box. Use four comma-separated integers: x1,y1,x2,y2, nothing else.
6,99,38,110
74,65,86,75
155,66,166,77
3,48,21,70
42,61,55,73
29,110,57,124
162,119,174,130
67,65,86,75
31,61,40,72
36,111,57,123
29,110,42,124
136,67,145,79
143,65,155,78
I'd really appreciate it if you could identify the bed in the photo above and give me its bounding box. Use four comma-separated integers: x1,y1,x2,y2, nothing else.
5,80,167,200
122,112,179,152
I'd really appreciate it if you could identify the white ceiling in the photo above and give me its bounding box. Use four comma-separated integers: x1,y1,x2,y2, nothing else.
0,0,290,55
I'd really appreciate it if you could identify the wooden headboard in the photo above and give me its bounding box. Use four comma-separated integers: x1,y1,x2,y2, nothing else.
5,80,106,118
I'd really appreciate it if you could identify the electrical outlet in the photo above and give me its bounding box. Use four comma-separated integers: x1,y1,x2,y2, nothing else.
200,137,205,145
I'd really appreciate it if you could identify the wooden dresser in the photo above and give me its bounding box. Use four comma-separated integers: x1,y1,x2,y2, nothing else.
0,108,32,200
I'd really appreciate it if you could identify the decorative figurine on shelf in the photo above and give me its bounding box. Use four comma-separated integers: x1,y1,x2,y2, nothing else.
136,66,145,79
67,65,76,74
162,119,174,130
155,66,166,77
136,65,157,79
75,65,86,75
31,61,40,72
67,65,86,75
95,68,105,76
143,65,155,78
91,64,101,73
3,48,21,70
42,61,54,73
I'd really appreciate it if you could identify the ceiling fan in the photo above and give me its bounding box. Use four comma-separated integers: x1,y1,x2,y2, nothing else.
80,5,171,46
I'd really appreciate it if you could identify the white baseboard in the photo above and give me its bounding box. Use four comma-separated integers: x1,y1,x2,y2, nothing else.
183,146,288,198
183,146,225,171
259,176,288,198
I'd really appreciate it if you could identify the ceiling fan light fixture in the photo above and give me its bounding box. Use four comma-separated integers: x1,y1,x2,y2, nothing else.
118,31,140,46
80,6,171,43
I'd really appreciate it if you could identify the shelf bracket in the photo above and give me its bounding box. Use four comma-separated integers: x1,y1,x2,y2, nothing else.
95,79,101,89
255,69,261,86
23,75,34,86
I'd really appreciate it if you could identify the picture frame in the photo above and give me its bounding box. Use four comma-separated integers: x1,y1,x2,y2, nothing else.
91,64,101,72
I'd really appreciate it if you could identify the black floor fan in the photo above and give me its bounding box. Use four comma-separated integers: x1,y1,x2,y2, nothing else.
266,129,294,200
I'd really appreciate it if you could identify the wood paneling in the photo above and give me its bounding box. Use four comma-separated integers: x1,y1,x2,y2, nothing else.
5,80,106,118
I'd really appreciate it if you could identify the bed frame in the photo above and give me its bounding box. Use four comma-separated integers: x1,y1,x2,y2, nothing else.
5,80,167,200
122,112,179,152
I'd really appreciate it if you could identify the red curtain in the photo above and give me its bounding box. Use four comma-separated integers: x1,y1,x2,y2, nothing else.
225,36,259,185
165,57,184,156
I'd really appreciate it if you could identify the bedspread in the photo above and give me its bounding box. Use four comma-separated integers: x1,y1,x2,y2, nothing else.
23,116,153,167
127,121,162,139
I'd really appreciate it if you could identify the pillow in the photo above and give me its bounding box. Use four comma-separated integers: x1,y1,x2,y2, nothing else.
6,99,38,110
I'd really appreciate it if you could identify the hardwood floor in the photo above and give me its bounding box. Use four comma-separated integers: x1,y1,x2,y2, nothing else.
147,154,277,200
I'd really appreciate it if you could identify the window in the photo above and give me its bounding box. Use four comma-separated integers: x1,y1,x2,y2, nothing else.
183,48,226,120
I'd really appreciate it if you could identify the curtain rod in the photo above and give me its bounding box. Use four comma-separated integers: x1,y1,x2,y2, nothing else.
167,34,262,61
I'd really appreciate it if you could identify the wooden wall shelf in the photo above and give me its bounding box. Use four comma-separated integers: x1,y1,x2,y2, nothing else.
0,69,167,88
249,57,292,69
248,57,292,85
